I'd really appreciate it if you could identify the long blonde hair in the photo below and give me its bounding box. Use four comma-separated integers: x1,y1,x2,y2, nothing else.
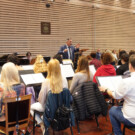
47,59,63,93
76,56,90,81
1,62,20,91
34,55,47,73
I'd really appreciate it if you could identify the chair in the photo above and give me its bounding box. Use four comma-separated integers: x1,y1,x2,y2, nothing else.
0,94,32,135
33,88,74,135
33,110,44,135
72,81,108,133
123,125,135,135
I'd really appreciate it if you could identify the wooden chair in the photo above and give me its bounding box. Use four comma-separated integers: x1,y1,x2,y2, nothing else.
0,94,32,135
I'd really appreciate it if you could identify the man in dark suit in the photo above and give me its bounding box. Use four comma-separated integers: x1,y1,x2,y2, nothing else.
58,38,80,61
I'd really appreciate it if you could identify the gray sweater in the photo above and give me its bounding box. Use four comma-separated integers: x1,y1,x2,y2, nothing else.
70,72,88,93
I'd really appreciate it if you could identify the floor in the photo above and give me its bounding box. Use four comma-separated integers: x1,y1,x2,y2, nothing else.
27,112,134,135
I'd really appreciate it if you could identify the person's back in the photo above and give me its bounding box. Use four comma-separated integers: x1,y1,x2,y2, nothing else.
70,56,90,93
12,83,25,97
93,53,116,83
90,51,101,69
0,62,25,122
116,53,129,75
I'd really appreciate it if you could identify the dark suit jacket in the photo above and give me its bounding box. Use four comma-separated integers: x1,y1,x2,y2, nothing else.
58,45,79,61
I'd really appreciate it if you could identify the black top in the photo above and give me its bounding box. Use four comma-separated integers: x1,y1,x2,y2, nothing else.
116,63,129,75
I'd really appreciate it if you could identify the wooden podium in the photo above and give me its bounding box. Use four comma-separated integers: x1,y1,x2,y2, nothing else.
79,49,89,53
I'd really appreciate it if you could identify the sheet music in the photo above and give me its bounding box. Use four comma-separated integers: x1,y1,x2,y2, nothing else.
62,60,73,65
21,73,45,85
89,65,96,80
97,76,123,91
21,65,34,70
60,64,74,78
89,65,96,76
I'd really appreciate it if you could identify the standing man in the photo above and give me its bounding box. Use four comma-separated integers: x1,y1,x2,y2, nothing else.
58,38,80,61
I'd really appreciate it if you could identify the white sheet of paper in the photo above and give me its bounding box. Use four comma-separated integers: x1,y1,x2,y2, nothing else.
97,76,123,91
21,73,45,85
89,65,96,80
89,65,96,76
62,60,72,65
21,65,34,70
32,73,45,83
60,64,74,78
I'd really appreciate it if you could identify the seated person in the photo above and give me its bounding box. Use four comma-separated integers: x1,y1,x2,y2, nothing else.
7,54,35,104
99,54,135,135
30,59,68,133
118,50,126,65
34,55,47,74
0,62,25,135
89,51,101,69
93,52,116,84
32,55,48,100
53,54,63,64
26,52,32,64
7,54,24,70
116,53,129,75
70,56,90,93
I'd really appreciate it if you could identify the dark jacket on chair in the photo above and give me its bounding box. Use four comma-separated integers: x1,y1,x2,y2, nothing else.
43,88,75,128
72,81,108,121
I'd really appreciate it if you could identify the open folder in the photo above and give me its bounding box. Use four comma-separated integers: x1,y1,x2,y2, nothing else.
21,73,45,85
96,76,123,92
60,64,74,78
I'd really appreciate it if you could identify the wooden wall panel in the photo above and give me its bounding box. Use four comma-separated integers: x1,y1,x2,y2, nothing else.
0,0,93,57
0,0,135,58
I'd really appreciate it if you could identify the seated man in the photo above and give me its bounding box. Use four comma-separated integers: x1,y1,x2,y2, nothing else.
89,51,101,69
99,54,135,135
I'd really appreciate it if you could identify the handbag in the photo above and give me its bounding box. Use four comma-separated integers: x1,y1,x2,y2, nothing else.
51,94,70,131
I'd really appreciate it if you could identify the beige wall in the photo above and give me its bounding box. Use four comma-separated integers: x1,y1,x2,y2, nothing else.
0,0,135,57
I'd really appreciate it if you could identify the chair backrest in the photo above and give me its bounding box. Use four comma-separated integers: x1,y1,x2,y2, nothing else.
3,94,32,132
43,88,75,129
72,81,107,120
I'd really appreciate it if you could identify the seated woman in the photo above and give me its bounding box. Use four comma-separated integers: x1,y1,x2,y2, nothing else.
116,53,129,75
7,54,24,70
34,55,47,74
93,52,116,84
30,59,68,133
99,54,135,135
70,56,90,93
0,62,25,134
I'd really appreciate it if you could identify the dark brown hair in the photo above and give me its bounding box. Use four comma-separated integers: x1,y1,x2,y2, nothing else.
129,54,135,68
90,51,96,58
101,52,113,65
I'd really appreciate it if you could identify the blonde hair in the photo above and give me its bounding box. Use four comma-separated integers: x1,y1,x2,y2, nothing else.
76,56,90,81
47,59,63,93
1,62,20,91
34,55,47,73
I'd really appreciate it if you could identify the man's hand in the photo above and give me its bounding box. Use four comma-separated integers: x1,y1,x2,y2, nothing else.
63,49,68,52
75,43,80,48
98,86,107,92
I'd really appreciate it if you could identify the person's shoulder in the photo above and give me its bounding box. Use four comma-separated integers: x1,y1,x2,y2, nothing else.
61,44,66,48
74,72,85,77
43,78,50,85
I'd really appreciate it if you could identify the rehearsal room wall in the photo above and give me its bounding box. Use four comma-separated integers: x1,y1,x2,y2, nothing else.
0,0,135,57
